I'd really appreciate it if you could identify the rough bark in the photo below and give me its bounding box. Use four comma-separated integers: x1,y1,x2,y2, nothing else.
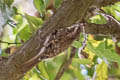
0,0,119,80
83,14,120,40
0,0,94,80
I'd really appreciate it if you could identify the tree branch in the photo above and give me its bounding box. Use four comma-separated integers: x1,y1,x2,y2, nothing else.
0,0,95,80
55,47,76,80
92,0,120,7
83,14,120,40
0,40,21,44
0,0,119,80
99,0,120,7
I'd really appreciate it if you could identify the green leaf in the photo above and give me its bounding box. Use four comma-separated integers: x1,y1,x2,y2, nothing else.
72,58,91,64
73,68,84,80
25,14,43,32
94,36,104,41
102,6,111,14
34,0,46,16
4,0,14,7
12,7,18,14
61,72,73,80
87,41,120,63
111,2,120,12
29,74,41,80
55,0,62,8
72,41,81,48
37,62,50,80
45,0,51,8
89,15,107,24
13,14,23,23
96,61,108,80
19,24,31,41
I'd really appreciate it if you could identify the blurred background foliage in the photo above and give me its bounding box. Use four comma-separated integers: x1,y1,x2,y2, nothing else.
0,0,120,80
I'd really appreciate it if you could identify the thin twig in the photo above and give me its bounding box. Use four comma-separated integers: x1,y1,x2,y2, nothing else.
78,26,88,58
55,47,76,80
24,34,52,65
0,40,21,44
101,13,120,25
